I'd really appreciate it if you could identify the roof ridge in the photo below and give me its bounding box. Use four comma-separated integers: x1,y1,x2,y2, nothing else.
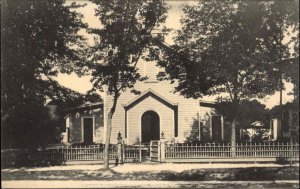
123,88,178,108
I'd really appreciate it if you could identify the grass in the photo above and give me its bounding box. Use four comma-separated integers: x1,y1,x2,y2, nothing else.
1,166,299,181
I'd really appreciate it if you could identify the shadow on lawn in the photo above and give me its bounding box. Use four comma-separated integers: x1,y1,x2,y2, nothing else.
157,167,299,181
1,166,299,181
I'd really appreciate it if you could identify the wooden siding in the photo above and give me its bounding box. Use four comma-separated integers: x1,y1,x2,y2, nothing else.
69,113,82,143
127,95,175,144
104,60,217,144
69,107,104,143
199,106,223,142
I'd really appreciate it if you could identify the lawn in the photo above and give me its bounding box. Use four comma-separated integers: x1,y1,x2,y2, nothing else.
1,163,299,181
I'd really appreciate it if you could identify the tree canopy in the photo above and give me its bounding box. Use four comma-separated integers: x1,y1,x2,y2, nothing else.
155,0,298,146
216,99,269,129
1,0,87,149
88,0,168,169
158,1,297,99
88,0,168,97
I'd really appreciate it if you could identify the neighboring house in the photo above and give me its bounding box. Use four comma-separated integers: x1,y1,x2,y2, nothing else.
64,60,224,144
270,118,282,141
269,109,298,141
63,102,104,144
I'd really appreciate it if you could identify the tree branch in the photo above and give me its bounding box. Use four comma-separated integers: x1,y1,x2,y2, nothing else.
116,25,157,94
225,82,234,102
239,63,263,83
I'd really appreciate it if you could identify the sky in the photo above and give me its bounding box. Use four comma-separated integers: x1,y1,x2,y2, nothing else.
55,0,295,109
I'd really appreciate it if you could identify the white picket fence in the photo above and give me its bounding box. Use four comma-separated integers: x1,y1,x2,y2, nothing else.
123,144,140,162
1,145,118,163
163,142,299,162
2,144,144,164
2,142,299,165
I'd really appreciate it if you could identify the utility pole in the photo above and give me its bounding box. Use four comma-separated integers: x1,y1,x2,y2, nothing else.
279,74,283,140
279,75,283,106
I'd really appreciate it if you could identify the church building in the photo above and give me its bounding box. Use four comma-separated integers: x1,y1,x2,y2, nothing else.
64,60,225,144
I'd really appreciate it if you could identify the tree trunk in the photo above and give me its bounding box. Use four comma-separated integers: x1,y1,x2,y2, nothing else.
231,97,238,157
103,96,118,170
231,117,236,157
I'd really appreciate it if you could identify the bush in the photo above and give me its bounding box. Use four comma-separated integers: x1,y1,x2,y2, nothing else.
275,154,289,165
1,149,65,168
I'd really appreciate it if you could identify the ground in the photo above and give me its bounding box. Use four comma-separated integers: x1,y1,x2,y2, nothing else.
2,180,300,189
2,163,299,188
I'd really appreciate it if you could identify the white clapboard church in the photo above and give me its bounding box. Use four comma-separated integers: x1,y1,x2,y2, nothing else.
64,60,226,144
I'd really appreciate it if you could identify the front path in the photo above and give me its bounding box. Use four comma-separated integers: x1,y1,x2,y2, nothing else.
1,163,292,172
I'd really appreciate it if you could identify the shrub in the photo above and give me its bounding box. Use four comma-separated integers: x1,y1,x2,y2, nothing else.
276,155,289,165
1,149,65,168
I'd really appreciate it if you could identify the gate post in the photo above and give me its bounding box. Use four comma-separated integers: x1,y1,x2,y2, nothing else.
117,132,123,164
160,131,165,162
158,141,161,162
139,141,142,162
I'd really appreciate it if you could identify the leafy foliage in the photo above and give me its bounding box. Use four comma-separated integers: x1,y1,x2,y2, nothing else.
87,0,168,169
158,1,296,100
251,129,271,143
216,99,270,129
1,0,86,149
155,0,298,144
269,101,298,118
281,57,299,100
88,0,168,97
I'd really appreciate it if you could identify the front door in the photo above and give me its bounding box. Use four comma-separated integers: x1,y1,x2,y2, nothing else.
212,116,222,142
83,118,93,143
141,110,160,143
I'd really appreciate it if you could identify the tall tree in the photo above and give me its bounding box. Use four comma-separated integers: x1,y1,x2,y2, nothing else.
1,0,86,148
278,0,299,101
155,0,297,152
88,0,167,170
217,99,270,131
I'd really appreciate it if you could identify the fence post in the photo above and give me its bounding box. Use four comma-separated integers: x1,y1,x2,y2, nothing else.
139,141,142,162
254,143,257,164
231,142,236,158
288,110,293,166
122,140,125,163
160,131,165,162
117,132,123,164
290,140,293,166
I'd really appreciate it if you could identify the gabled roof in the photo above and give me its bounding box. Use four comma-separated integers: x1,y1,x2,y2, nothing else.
65,102,103,111
123,88,178,110
199,100,217,108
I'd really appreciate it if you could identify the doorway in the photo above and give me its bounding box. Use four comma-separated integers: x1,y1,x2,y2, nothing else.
83,118,93,143
141,110,160,143
212,116,222,142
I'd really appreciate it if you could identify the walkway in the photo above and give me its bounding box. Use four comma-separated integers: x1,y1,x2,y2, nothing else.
2,163,293,173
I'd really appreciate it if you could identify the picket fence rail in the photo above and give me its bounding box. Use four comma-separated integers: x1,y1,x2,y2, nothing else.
1,142,299,165
1,145,118,163
164,142,299,161
123,144,140,162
